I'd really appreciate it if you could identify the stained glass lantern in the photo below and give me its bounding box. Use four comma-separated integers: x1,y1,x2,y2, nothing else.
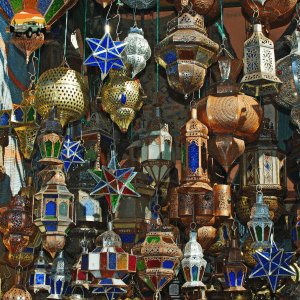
240,18,281,97
247,189,273,249
3,267,32,300
141,105,174,187
29,249,51,294
179,105,211,194
292,203,300,252
121,0,156,9
122,25,151,78
37,108,64,165
224,230,247,292
181,229,207,289
132,221,183,299
0,109,12,129
155,13,219,99
0,194,37,255
48,251,72,299
34,164,75,258
81,222,136,297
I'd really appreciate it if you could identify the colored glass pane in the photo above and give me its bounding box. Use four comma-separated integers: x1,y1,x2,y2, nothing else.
119,234,135,244
137,261,146,271
164,51,177,64
84,199,94,216
53,141,61,157
159,277,167,288
223,225,229,240
128,255,136,271
39,142,45,157
162,260,174,269
108,253,117,269
36,274,45,285
150,276,157,287
229,270,236,287
297,226,300,241
10,0,22,12
255,226,263,241
45,140,52,157
147,259,160,268
45,201,56,216
77,270,86,281
293,228,297,242
56,279,63,293
188,141,199,173
162,237,174,244
27,107,35,122
237,270,244,286
147,236,160,243
117,253,128,270
29,274,34,285
183,266,191,281
264,225,271,242
192,265,198,281
14,107,24,122
224,272,229,287
59,202,68,216
181,144,186,174
100,252,107,269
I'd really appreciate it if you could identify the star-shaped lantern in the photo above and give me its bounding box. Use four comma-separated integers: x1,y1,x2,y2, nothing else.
84,25,127,80
89,151,140,213
59,135,85,173
249,241,296,292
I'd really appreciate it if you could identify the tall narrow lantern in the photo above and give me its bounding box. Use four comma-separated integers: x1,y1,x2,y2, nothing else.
240,18,281,96
179,104,212,194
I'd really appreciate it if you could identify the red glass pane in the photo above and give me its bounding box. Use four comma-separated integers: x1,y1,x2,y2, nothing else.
264,225,270,242
147,259,161,268
78,270,86,281
104,170,115,182
101,270,115,278
100,253,107,269
72,270,77,280
184,266,191,281
115,248,124,253
150,276,157,287
122,187,136,195
129,255,136,271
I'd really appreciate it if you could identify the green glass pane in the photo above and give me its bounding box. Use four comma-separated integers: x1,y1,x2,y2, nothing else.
53,141,61,157
10,0,23,13
45,0,64,23
39,142,46,158
145,278,154,290
147,236,160,243
110,195,120,209
137,261,146,270
65,227,70,234
27,107,35,122
45,140,52,157
59,202,68,216
255,226,263,241
181,144,186,174
297,227,300,240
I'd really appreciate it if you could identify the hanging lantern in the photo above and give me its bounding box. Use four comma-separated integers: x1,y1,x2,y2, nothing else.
197,56,263,172
29,249,51,294
132,220,183,299
3,267,32,300
196,226,218,252
213,184,232,221
275,29,300,128
141,105,174,187
169,187,180,222
34,164,75,258
155,13,218,99
240,18,281,96
122,25,151,78
120,0,156,9
0,194,36,255
224,229,247,292
181,229,207,289
35,62,89,127
242,236,258,268
95,0,115,7
48,251,72,299
100,66,145,133
36,108,64,165
179,105,211,194
247,189,273,249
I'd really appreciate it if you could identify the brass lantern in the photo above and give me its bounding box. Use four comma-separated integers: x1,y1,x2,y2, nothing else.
141,105,174,187
179,105,212,194
155,12,219,99
37,108,64,165
34,164,75,258
240,19,281,97
100,66,145,133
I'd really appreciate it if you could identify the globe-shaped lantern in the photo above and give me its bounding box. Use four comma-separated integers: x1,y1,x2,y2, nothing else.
29,249,51,294
48,251,72,299
100,66,145,133
141,105,174,187
155,12,219,100
181,229,207,289
122,25,151,78
35,64,89,128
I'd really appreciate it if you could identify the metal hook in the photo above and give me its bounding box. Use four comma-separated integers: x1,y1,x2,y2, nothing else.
105,2,113,22
4,265,11,279
112,13,122,40
250,0,259,17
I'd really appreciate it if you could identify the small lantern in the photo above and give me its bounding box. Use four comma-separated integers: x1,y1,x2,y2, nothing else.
181,229,207,289
240,18,281,96
155,13,219,99
141,105,174,187
292,203,300,252
29,249,51,293
34,164,75,258
48,251,71,299
179,105,212,194
247,189,273,249
224,228,247,292
37,108,64,165
214,184,232,221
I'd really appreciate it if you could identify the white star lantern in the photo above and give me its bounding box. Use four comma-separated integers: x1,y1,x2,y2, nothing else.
84,25,127,80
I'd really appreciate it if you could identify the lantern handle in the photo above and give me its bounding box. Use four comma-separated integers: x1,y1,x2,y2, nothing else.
250,0,259,18
190,222,197,231
3,265,11,279
255,184,262,194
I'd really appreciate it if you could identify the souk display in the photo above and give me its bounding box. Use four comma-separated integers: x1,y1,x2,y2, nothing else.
0,0,300,299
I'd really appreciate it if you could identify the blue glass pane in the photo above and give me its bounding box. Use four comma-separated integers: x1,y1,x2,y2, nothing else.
93,287,105,293
223,225,229,240
164,51,177,64
62,281,69,294
107,52,118,60
229,270,236,287
116,168,132,178
100,35,109,48
108,36,114,49
14,108,24,122
51,279,55,294
1,112,10,126
45,224,57,231
108,253,116,269
188,141,199,173
167,64,178,75
56,279,63,294
36,274,45,285
192,265,199,281
248,164,253,172
45,201,56,216
84,55,98,65
269,275,279,292
237,270,243,286
106,61,114,72
84,199,94,216
108,186,116,194
293,228,297,242
81,254,89,270
162,260,174,269
99,61,106,74
100,278,113,285
119,234,135,243
110,48,118,54
87,39,100,52
159,277,167,288
121,94,126,105
29,274,34,285
46,274,51,285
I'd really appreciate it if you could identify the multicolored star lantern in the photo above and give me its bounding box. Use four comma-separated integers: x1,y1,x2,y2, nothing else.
88,151,140,213
59,135,85,173
84,25,127,80
249,241,296,292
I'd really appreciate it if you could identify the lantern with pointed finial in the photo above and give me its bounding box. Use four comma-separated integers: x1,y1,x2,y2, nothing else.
240,18,281,97
141,105,174,187
155,12,219,100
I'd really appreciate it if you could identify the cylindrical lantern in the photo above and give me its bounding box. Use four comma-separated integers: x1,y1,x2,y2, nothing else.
214,184,232,221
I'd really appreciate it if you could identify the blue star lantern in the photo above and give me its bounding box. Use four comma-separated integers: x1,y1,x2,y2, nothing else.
84,25,127,80
249,241,296,292
59,135,85,173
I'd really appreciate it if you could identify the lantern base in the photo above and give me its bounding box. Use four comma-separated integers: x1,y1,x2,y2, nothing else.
178,181,212,194
38,157,64,165
224,286,246,292
251,241,272,249
240,78,281,97
182,281,206,288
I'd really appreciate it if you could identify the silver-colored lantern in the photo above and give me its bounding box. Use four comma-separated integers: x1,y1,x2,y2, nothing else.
181,230,207,289
247,189,273,249
48,251,72,299
122,25,151,78
240,19,281,96
29,249,51,293
120,0,156,9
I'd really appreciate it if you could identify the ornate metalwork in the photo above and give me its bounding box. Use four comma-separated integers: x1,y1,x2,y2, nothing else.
155,12,219,99
120,0,156,9
214,184,232,221
240,20,281,96
242,236,258,268
35,63,89,127
101,66,145,133
196,225,218,252
122,25,151,77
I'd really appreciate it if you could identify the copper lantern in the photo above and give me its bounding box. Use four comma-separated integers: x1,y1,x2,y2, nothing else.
155,12,219,99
